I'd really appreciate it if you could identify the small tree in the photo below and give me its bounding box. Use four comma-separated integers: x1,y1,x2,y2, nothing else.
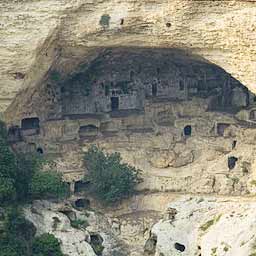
29,171,68,200
0,120,7,140
0,138,17,204
32,233,63,256
84,145,141,204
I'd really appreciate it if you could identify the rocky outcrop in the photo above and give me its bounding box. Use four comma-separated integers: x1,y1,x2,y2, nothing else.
24,200,96,256
150,196,256,256
1,0,256,113
24,200,133,256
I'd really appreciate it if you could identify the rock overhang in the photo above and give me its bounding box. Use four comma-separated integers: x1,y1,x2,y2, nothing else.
1,0,256,114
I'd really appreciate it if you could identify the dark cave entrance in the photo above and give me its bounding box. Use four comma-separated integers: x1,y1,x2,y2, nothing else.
74,198,91,209
21,117,40,130
216,123,230,136
250,110,256,121
184,125,192,136
79,125,99,138
36,147,44,154
152,83,158,97
228,156,238,170
111,97,119,111
174,242,186,252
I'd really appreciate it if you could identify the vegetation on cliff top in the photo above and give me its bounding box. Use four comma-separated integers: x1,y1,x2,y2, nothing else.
84,145,142,204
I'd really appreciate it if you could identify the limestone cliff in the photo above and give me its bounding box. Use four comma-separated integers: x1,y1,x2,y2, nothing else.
1,0,256,112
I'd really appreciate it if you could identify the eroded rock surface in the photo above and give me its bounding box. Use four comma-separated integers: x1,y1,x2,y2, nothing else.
24,200,96,256
150,196,256,256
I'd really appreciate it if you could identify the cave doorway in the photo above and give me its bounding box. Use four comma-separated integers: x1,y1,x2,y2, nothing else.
232,140,237,150
249,110,256,121
179,80,185,91
111,97,119,111
74,198,91,209
74,180,89,193
217,123,230,136
174,242,186,252
184,125,192,136
79,125,98,138
152,83,157,97
21,117,40,130
36,147,44,154
228,156,238,170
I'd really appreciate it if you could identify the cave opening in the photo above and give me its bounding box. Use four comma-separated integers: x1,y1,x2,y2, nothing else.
174,242,186,252
74,180,89,193
216,123,230,136
232,140,237,150
184,125,192,136
79,125,99,138
36,147,44,154
249,110,256,121
21,117,40,130
228,156,238,170
111,97,119,111
74,198,91,209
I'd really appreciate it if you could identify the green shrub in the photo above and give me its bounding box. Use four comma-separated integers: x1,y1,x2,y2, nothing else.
0,207,36,256
30,170,68,199
0,138,18,204
70,219,89,229
15,153,45,202
90,234,104,256
50,71,61,82
0,177,16,203
84,145,141,204
0,138,17,180
200,215,221,232
32,233,63,256
0,120,7,139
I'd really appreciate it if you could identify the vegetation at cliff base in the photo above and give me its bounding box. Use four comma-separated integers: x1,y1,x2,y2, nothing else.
84,145,142,204
0,120,66,255
32,233,63,256
30,171,68,199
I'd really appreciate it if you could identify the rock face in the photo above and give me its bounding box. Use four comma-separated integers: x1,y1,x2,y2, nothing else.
1,0,256,112
150,196,256,256
24,200,97,256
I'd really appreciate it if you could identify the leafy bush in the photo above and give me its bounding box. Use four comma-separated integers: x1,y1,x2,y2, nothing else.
84,145,141,204
29,170,68,199
50,71,61,82
70,219,89,229
0,138,17,204
0,207,36,256
0,120,66,256
0,177,16,203
0,120,7,139
32,233,63,256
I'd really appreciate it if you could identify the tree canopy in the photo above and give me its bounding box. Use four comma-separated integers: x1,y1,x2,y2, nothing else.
84,145,141,204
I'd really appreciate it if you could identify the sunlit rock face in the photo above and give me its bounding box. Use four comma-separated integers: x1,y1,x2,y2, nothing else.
1,0,256,112
150,196,256,256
